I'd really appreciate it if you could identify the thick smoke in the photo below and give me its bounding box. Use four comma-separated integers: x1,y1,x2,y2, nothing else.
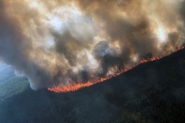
0,0,184,90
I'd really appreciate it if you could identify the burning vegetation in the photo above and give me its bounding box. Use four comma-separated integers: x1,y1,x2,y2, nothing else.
48,46,185,93
0,0,185,92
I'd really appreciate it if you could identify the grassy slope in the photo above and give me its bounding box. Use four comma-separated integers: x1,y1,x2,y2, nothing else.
0,77,29,101
0,66,29,101
0,49,185,123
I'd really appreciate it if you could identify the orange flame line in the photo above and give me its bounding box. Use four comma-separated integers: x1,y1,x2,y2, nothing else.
48,46,184,93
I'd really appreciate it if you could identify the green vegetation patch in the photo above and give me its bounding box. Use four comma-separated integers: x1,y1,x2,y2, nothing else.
0,77,29,101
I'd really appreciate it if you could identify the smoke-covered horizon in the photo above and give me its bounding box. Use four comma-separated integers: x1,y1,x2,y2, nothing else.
0,0,185,90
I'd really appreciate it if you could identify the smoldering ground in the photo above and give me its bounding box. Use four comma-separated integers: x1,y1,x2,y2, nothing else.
0,0,185,90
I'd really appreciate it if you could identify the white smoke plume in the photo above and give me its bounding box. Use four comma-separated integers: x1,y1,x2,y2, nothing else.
0,0,184,90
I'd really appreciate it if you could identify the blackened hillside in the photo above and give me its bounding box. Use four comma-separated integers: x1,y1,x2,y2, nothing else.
0,48,185,123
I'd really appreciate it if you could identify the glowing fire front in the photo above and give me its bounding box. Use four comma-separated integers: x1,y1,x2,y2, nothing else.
0,0,185,92
48,46,185,93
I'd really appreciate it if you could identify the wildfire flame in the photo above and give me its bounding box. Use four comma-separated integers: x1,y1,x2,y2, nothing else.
1,0,185,91
48,46,185,93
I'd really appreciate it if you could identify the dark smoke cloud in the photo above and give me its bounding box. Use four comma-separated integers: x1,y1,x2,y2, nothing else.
0,0,184,90
93,41,124,76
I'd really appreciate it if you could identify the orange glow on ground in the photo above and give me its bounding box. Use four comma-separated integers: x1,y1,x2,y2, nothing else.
48,46,185,93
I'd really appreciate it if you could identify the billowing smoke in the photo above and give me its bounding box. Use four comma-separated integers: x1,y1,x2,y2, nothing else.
0,0,184,90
